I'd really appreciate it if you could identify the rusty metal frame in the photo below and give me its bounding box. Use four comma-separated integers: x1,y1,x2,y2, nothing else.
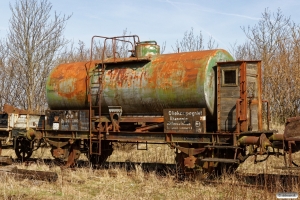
43,129,235,143
239,62,247,131
217,62,221,132
236,99,242,134
262,100,270,130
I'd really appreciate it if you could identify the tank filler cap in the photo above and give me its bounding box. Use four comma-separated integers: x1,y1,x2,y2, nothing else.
135,41,160,57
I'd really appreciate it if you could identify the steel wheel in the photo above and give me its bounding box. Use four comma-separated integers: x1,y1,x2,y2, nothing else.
15,137,33,161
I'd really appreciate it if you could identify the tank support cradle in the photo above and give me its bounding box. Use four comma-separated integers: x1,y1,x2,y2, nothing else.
173,144,206,169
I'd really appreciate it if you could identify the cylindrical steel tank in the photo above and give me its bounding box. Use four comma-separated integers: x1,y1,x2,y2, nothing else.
46,49,234,116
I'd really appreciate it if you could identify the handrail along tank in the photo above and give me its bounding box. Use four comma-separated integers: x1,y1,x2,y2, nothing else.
46,45,234,127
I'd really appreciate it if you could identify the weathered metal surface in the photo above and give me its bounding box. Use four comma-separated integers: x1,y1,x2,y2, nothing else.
104,132,232,144
238,136,259,145
184,156,197,168
65,147,81,167
120,116,164,123
135,123,164,132
0,114,16,148
14,137,33,161
238,134,271,154
174,145,206,156
135,41,160,57
3,104,28,114
204,145,240,149
269,133,284,141
51,147,69,159
0,106,44,131
13,114,44,129
46,49,234,117
163,108,206,133
43,129,233,145
284,117,300,141
0,114,8,128
46,61,99,110
45,110,89,131
22,128,41,140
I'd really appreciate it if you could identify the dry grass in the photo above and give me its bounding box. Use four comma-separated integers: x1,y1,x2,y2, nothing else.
0,143,298,200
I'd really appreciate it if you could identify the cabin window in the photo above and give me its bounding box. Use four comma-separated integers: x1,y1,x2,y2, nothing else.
222,69,238,86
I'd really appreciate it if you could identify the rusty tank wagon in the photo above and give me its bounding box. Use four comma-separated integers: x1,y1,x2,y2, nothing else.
7,35,300,174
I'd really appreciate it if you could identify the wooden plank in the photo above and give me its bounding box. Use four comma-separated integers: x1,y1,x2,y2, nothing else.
219,92,240,97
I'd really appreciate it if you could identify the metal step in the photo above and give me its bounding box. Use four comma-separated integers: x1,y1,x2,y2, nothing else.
201,158,239,163
204,145,241,149
90,139,101,155
91,140,100,144
90,93,100,96
90,116,101,122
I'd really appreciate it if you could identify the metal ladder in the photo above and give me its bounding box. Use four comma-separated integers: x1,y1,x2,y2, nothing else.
87,35,140,156
89,65,105,155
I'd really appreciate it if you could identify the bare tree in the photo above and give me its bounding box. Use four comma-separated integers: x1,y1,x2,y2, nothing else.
0,41,21,109
57,39,122,64
207,36,218,50
57,29,148,64
238,8,300,123
172,27,218,52
0,40,9,109
57,40,90,63
6,0,71,112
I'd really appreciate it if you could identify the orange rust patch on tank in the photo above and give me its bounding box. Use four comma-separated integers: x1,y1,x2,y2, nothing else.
49,61,100,99
107,67,139,89
147,50,217,89
116,68,129,87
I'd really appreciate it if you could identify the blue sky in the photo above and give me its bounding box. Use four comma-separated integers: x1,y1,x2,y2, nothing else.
0,0,299,54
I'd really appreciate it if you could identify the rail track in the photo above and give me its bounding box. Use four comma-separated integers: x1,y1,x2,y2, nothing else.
5,155,299,193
